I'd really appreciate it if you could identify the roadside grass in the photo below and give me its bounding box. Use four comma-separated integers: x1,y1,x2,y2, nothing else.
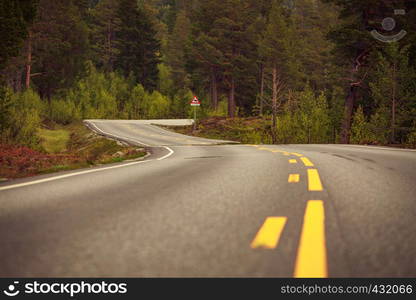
1,122,147,179
38,128,70,153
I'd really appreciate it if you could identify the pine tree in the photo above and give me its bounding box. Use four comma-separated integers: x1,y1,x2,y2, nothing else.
258,0,296,143
115,0,161,91
165,9,191,92
0,0,38,73
31,0,89,100
190,0,257,116
369,43,416,143
90,0,121,72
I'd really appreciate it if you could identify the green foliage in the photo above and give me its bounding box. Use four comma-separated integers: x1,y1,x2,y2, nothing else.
37,128,70,153
1,88,43,147
207,100,228,118
0,0,38,71
0,85,14,139
170,89,193,118
368,43,416,143
165,9,191,91
351,106,372,145
115,0,161,91
277,88,331,144
90,0,121,71
124,84,146,119
158,63,174,96
141,91,170,119
49,98,79,125
31,0,89,99
2,0,416,149
407,123,416,148
368,107,390,144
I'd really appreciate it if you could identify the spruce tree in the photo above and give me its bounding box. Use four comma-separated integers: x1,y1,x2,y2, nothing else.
0,0,38,73
115,0,161,91
166,10,191,92
90,0,121,72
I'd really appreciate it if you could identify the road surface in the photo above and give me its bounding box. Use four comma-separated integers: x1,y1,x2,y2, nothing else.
0,120,415,277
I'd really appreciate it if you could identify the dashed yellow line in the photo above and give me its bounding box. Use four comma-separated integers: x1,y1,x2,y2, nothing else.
300,157,314,167
307,169,323,191
288,174,300,183
291,153,304,157
251,217,287,249
289,159,298,164
294,200,327,278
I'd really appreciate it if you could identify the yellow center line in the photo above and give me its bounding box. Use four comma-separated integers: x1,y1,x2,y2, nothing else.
291,153,304,157
300,157,314,167
251,217,287,249
289,159,298,164
283,152,291,156
288,174,300,183
307,169,323,191
294,200,328,278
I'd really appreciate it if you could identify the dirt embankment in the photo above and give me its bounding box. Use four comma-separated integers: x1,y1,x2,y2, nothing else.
0,122,146,180
168,116,272,144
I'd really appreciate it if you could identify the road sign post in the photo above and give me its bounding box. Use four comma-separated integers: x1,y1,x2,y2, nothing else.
190,96,201,132
193,105,197,131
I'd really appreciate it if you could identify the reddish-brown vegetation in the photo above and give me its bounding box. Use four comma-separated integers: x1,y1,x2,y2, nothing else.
0,144,81,178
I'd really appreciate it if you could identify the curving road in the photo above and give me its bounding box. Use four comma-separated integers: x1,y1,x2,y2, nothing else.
0,120,415,277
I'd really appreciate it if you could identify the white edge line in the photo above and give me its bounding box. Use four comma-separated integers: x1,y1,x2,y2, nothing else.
158,146,174,161
0,122,175,192
0,160,152,192
86,121,151,147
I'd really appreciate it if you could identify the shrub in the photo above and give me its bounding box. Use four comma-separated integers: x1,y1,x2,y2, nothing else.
407,123,416,148
0,89,43,147
142,91,170,119
49,99,79,124
351,106,372,144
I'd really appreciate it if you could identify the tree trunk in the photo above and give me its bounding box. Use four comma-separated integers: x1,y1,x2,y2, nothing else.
228,76,236,118
211,69,218,110
340,51,368,144
260,64,264,116
271,65,278,144
25,31,32,90
391,61,397,143
340,86,357,144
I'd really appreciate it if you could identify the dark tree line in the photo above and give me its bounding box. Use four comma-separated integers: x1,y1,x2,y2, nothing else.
1,0,416,146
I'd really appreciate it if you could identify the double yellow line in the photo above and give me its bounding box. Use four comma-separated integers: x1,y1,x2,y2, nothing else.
249,145,328,278
294,200,327,278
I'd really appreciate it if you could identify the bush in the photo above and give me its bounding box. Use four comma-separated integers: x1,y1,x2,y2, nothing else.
407,123,416,148
49,99,79,124
351,106,372,144
0,88,43,147
276,88,331,144
141,91,170,119
368,108,390,144
124,84,146,119
170,89,193,118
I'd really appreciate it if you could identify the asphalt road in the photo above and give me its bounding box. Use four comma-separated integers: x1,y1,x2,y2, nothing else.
0,120,415,277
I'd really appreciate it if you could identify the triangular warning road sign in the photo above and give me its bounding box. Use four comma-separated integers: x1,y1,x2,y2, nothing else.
190,96,201,106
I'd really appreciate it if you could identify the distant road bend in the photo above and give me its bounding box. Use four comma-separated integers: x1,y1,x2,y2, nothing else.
0,119,416,277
